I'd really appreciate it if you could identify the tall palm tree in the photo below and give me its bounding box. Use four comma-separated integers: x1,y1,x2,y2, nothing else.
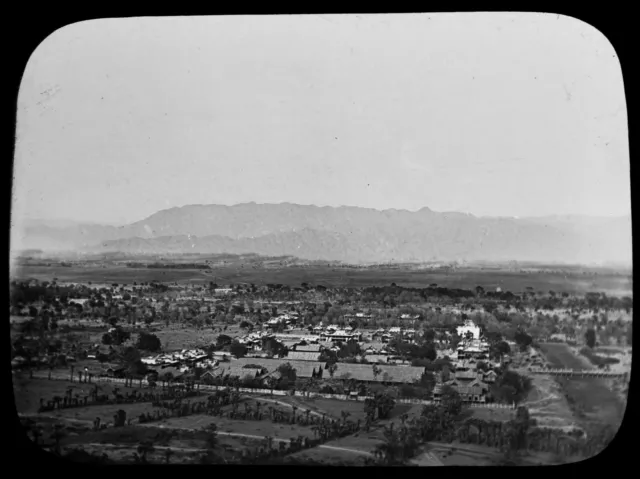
203,424,218,449
136,441,155,463
340,411,351,426
399,413,408,426
50,425,66,456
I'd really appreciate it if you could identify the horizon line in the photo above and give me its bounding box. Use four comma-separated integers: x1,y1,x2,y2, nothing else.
23,201,631,227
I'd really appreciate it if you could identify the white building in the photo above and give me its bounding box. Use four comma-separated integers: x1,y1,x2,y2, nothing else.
457,320,481,340
320,330,361,342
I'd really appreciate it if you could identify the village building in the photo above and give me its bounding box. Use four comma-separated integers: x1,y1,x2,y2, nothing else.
295,343,323,353
362,354,389,364
320,330,361,342
285,351,322,362
456,319,481,339
433,376,489,403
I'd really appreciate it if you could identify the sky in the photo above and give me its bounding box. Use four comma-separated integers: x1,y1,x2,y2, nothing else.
13,13,630,226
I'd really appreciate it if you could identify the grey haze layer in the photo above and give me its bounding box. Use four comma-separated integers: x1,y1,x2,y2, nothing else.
14,203,632,265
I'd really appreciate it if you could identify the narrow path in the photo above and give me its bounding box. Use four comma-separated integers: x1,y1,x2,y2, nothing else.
250,396,328,419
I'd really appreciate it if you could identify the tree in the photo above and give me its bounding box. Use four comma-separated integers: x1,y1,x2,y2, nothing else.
203,423,218,449
137,332,162,352
491,370,531,406
423,329,436,342
585,328,596,349
514,330,533,352
373,424,420,465
440,385,462,417
216,335,233,348
511,406,536,451
476,361,490,373
490,340,511,361
365,392,396,420
136,441,155,463
372,364,382,382
122,346,141,365
127,360,148,379
229,341,247,358
107,327,130,346
277,363,297,383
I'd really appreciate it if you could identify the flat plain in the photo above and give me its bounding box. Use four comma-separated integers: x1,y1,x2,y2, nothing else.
12,264,633,296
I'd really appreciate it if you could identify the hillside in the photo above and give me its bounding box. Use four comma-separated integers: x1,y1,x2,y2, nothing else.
13,203,632,264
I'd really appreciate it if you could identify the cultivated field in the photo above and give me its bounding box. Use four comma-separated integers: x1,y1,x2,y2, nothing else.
539,343,593,370
536,343,627,430
12,264,633,295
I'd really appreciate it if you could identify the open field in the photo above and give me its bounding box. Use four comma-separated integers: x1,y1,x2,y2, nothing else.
272,396,368,421
537,343,627,430
11,264,632,295
468,406,515,422
267,395,414,423
56,424,250,463
152,327,220,352
44,402,161,423
139,414,317,440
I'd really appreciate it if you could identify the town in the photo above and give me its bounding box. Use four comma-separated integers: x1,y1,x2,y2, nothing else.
12,276,631,465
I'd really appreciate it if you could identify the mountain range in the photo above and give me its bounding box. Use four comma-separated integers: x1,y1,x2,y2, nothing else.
12,203,633,265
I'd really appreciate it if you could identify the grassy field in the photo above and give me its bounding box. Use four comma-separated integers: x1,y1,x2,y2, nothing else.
152,327,219,352
13,377,151,414
144,414,317,440
46,402,161,423
11,264,633,295
288,397,369,421
57,424,250,464
468,406,515,422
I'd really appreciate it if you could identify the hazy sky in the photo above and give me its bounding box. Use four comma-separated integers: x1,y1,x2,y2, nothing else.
14,13,629,226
